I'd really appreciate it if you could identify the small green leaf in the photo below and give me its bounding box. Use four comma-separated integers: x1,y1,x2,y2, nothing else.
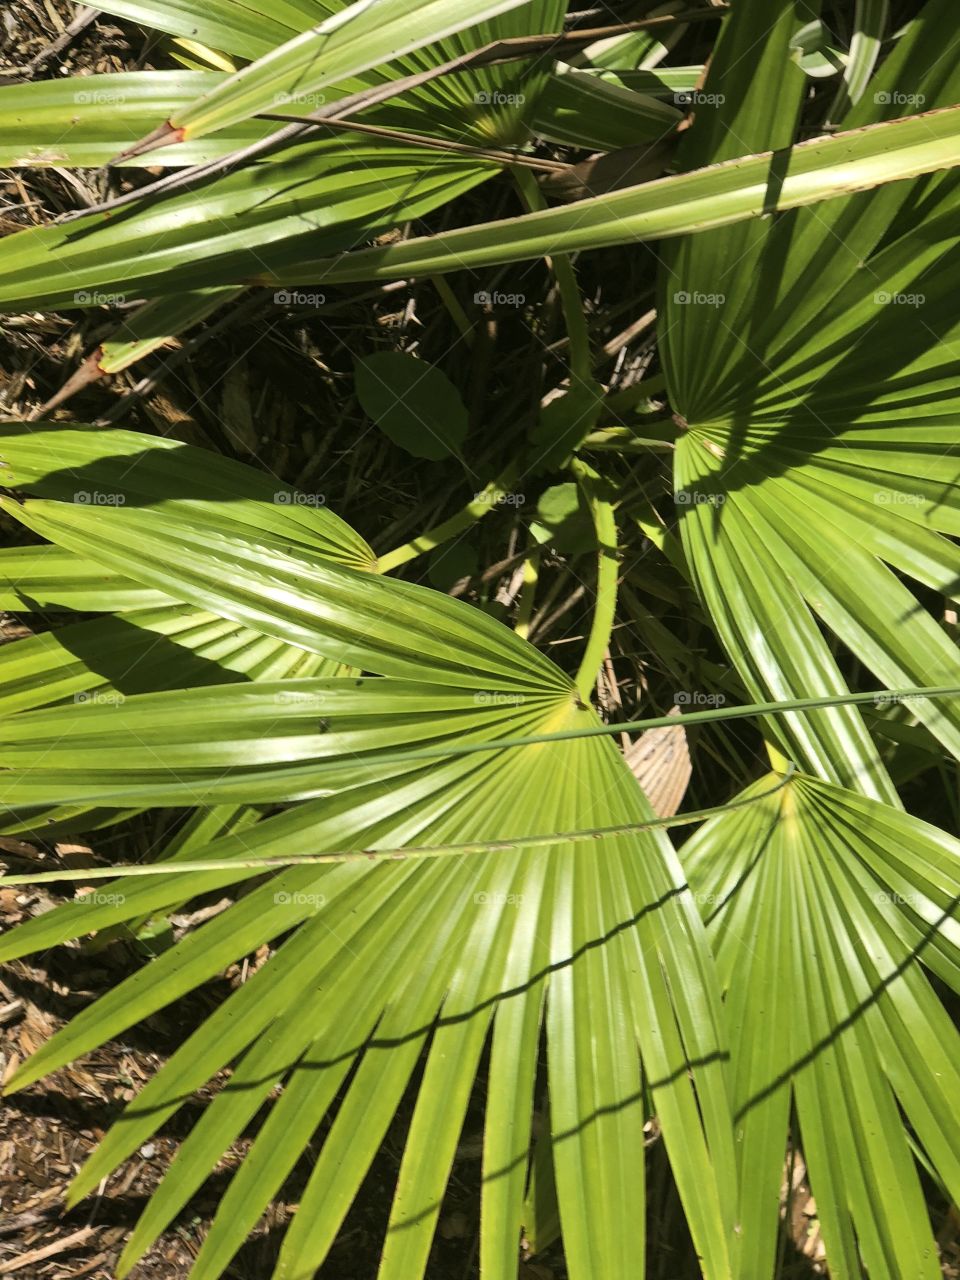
354,352,468,460
532,483,596,554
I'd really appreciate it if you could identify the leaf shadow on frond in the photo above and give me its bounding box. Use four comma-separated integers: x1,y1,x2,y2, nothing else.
76,870,721,1121
681,788,960,1122
51,134,497,240
675,234,960,495
30,613,253,694
733,891,960,1122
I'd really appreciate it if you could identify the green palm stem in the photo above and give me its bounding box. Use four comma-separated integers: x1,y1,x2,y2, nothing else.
515,549,540,638
581,423,677,451
0,765,798,887
430,273,475,346
513,171,615,697
572,457,619,702
377,471,516,572
601,376,668,418
512,166,592,388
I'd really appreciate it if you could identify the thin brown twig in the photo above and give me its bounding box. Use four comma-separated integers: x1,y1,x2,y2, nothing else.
26,5,100,74
602,308,658,358
506,7,726,51
59,8,724,222
257,113,572,174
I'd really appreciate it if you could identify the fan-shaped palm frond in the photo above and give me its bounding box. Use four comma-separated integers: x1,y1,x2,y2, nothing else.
661,0,960,788
680,771,960,1279
0,425,737,1280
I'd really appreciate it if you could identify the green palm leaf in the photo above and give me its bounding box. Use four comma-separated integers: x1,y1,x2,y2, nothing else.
0,72,263,168
0,545,172,611
0,422,357,873
2,4,958,1276
661,0,960,781
680,771,960,1279
0,428,738,1280
0,424,374,565
0,607,328,716
158,0,540,142
0,0,569,314
85,0,318,58
275,106,960,286
529,64,681,150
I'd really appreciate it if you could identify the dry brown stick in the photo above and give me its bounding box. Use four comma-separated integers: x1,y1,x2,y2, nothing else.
27,6,100,74
0,1227,97,1275
602,308,658,359
257,112,571,174
506,6,726,51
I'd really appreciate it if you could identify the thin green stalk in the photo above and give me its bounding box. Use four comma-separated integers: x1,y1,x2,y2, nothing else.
220,685,960,769
512,166,592,387
3,689,959,888
515,550,540,639
378,472,515,573
0,766,796,887
572,458,619,702
513,172,613,696
431,274,475,347
581,427,676,452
